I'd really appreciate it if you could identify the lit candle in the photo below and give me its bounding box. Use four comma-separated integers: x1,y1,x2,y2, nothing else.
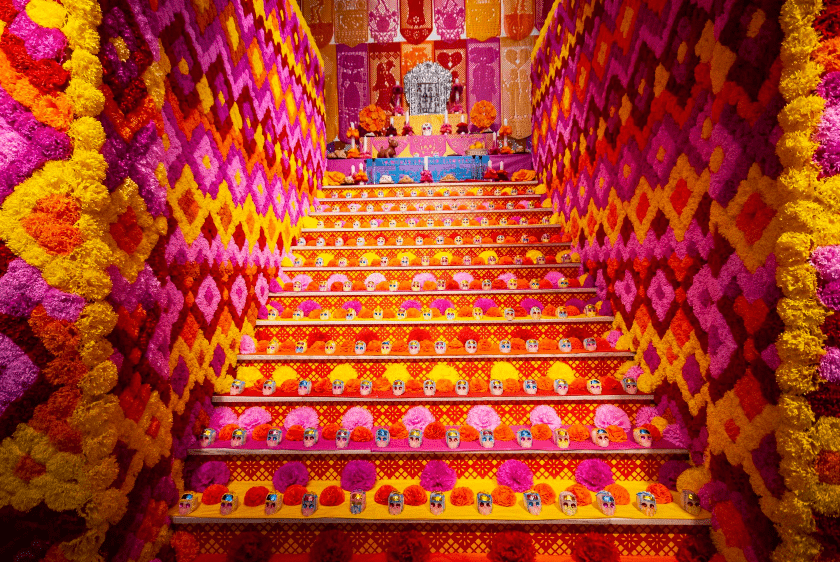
493,132,497,142
488,160,493,169
405,110,410,122
360,162,364,171
390,116,394,126
424,156,428,170
351,138,356,149
460,114,465,123
351,122,355,130
504,137,508,147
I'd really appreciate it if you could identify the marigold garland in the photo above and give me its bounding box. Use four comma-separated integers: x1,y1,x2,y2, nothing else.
470,100,497,130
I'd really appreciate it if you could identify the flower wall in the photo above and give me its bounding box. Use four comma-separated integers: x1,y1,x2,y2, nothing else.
0,0,325,559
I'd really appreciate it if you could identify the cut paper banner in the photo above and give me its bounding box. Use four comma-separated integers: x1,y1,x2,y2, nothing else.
337,44,370,141
322,45,340,142
434,0,466,42
369,0,400,42
435,40,468,106
500,37,534,138
302,0,334,47
400,0,433,44
503,0,534,40
465,0,500,41
401,41,435,81
369,44,402,110
335,0,369,46
467,38,501,129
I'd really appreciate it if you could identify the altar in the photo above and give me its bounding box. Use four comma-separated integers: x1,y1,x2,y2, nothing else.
326,154,535,183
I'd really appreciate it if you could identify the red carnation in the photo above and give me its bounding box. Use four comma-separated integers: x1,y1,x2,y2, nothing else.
284,484,307,505
201,484,229,505
488,531,536,562
243,486,270,507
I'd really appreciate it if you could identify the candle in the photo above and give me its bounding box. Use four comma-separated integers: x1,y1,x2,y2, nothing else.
363,137,368,152
460,114,465,123
488,160,493,169
405,110,410,122
504,118,508,126
351,138,356,149
351,122,355,129
390,116,394,125
351,165,356,174
424,156,428,170
493,132,497,142
504,137,508,147
499,160,504,170
360,162,364,171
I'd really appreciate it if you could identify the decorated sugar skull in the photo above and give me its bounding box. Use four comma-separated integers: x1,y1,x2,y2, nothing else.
540,233,550,243
339,258,349,268
584,304,598,317
426,218,435,228
332,204,341,213
536,255,546,265
473,235,483,244
429,492,446,516
295,340,307,354
523,379,538,395
399,202,408,211
336,428,350,449
408,429,423,448
587,378,602,395
199,428,217,448
401,256,411,267
230,379,246,395
480,429,495,448
319,309,331,321
480,217,490,227
444,218,453,227
506,278,518,290
422,308,433,320
388,492,404,516
178,493,199,516
465,339,478,354
290,280,302,293
303,428,319,448
461,217,470,226
454,235,463,245
529,279,540,290
525,492,542,516
366,203,374,213
519,218,528,225
380,256,390,267
504,307,516,321
364,281,376,294
298,380,311,395
346,307,357,320
434,234,445,245
335,236,344,247
410,189,419,197
396,236,404,246
525,339,539,353
415,235,424,246
381,340,392,354
434,340,448,354
467,202,477,211
220,492,238,516
596,491,616,516
298,236,307,246
561,253,572,264
376,428,391,448
476,187,484,196
262,380,277,396
392,379,405,395
266,338,279,354
633,427,653,448
499,217,508,225
445,308,457,321
377,189,385,197
315,257,325,267
352,219,361,229
583,337,597,351
554,378,569,395
511,187,519,195
423,380,436,396
397,308,408,319
530,306,542,320
556,307,568,318
477,493,493,515
455,379,469,396
487,202,495,210
421,255,431,266
359,256,369,267
292,308,305,321
324,340,337,355
319,281,328,291
440,255,449,266
384,280,397,292
517,429,533,449
354,341,367,355
482,279,492,290
377,236,386,246
265,492,281,515
373,307,384,319
332,379,345,395
301,492,318,517
350,491,366,514
230,428,246,447
558,339,572,353
637,492,657,517
437,278,447,290
507,201,516,210
460,279,470,290
468,307,482,321
317,219,325,227
434,202,443,211
389,219,397,228
343,280,352,291
499,339,512,353
408,218,417,227
559,491,578,516
266,428,283,448
495,235,506,244
681,490,701,516
621,377,638,395
493,187,502,196
421,121,433,136
490,379,504,395
591,428,610,448
463,255,471,266
446,429,461,449
553,428,570,448
369,219,379,228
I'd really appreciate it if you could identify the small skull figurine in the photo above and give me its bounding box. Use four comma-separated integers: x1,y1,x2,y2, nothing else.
488,255,499,265
520,234,530,244
179,493,199,515
504,308,516,321
267,428,283,448
438,278,447,290
681,490,702,516
423,380,436,396
367,281,377,293
465,339,478,354
298,380,311,396
499,339,512,353
388,492,404,515
584,304,598,317
499,217,508,225
596,491,616,516
530,306,542,320
506,278,518,290
301,492,319,517
591,428,610,448
295,340,307,354
554,378,569,395
583,337,597,351
389,280,399,292
622,377,638,394
335,428,350,449
408,340,421,355
397,308,408,319
411,280,421,291
325,340,337,355
319,281,328,291
422,122,433,136
446,429,461,449
265,492,282,515
375,428,391,448
556,306,568,318
523,379,538,394
490,379,504,395
480,429,495,449
444,218,453,227
460,279,470,290
482,279,493,290
553,428,570,449
408,429,423,448
455,379,469,396
559,339,573,353
529,279,540,289
463,255,472,266
559,491,578,516
526,339,539,353
359,257,369,267
373,306,383,318
303,428,319,448
637,492,657,517
517,429,533,448
354,341,367,355
292,309,305,320
199,428,218,448
339,258,349,268
536,255,546,265
392,379,406,396
430,492,446,515
345,308,357,320
514,256,523,265
525,492,542,516
332,380,345,395
350,491,367,514
230,379,246,395
477,493,493,515
559,279,570,290
633,427,653,448
434,340,448,354
220,492,239,516
473,234,483,244
320,309,331,321
587,378,602,395
461,217,470,226
415,236,425,246
473,307,484,320
381,340,392,354
435,234,444,245
230,428,246,447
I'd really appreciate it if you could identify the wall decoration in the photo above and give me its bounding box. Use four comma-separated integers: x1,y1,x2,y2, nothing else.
465,0,501,40
400,0,434,44
303,0,335,47
435,40,469,107
502,0,534,40
500,37,534,138
434,0,466,42
369,0,400,43
401,41,436,84
369,43,402,111
467,38,501,130
335,0,370,47
337,44,371,141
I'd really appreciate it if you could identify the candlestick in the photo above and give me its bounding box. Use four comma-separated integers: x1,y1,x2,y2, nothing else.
360,162,364,171
390,116,394,125
351,122,355,129
363,137,368,152
487,160,493,169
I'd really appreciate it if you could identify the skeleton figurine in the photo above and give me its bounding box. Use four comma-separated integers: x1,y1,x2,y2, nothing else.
199,428,217,448
375,428,391,448
553,428,570,449
360,380,373,396
178,493,199,515
266,428,283,448
335,428,350,449
388,492,404,515
303,427,318,448
681,490,702,516
637,491,657,517
298,380,312,396
230,428,246,448
429,492,446,515
490,379,504,396
559,491,578,516
445,429,461,449
622,377,638,394
595,491,616,516
524,492,542,516
633,427,653,448
408,429,423,448
455,379,469,396
554,378,569,395
480,429,495,449
264,492,281,515
230,379,246,396
301,492,318,517
517,429,533,449
591,428,610,448
262,380,277,396
477,493,493,515
220,492,239,516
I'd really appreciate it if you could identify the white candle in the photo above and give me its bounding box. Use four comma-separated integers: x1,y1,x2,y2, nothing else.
499,160,504,171
424,156,428,170
351,122,355,129
390,116,394,126
493,132,497,142
405,110,410,122
487,160,493,169
360,162,364,171
504,118,508,126
351,138,356,149
460,114,465,123
363,137,368,151
351,165,356,174
504,137,508,147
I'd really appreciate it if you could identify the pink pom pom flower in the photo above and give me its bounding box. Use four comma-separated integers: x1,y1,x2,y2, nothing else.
419,460,457,491
574,459,614,491
340,460,377,491
593,405,630,432
341,406,373,431
209,407,238,430
497,460,533,492
238,407,272,431
529,405,563,430
284,406,319,430
402,406,434,431
239,335,256,354
466,405,501,431
634,406,658,427
273,461,309,492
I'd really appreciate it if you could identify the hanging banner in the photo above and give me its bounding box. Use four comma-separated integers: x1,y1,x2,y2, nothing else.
302,0,334,48
500,37,533,138
535,0,553,33
368,0,399,43
337,44,370,141
466,38,501,128
369,43,401,110
503,0,534,40
465,0,500,41
335,0,369,47
400,0,433,44
433,0,465,42
321,45,340,142
434,40,467,106
400,41,434,81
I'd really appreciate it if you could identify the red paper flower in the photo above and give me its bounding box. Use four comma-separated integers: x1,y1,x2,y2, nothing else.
423,421,446,439
571,533,619,562
201,484,228,505
226,532,272,562
375,484,398,505
488,531,535,562
320,485,346,506
243,486,270,507
403,484,427,506
283,484,307,505
310,529,354,562
385,530,430,562
351,426,373,441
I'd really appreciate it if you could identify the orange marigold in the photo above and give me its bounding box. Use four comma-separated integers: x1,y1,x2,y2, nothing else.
604,484,630,505
351,427,373,441
470,100,497,129
492,485,516,506
494,424,515,441
389,421,409,439
606,425,627,442
459,425,479,441
437,379,455,393
404,484,427,506
450,487,475,506
375,485,398,505
533,483,556,505
565,484,592,506
530,424,552,441
321,423,340,440
320,485,346,506
424,421,446,439
284,484,307,505
646,483,672,504
285,425,304,441
567,424,590,441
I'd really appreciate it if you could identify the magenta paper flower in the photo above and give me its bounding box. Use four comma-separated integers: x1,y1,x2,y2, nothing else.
574,459,614,492
190,461,230,491
340,460,376,491
209,407,238,430
465,405,501,431
419,460,457,491
238,407,272,431
273,461,309,492
593,405,630,432
240,335,256,354
497,460,533,492
634,406,658,427
402,406,434,431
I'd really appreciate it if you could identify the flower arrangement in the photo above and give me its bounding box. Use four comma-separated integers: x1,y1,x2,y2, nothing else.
359,104,387,134
470,100,497,130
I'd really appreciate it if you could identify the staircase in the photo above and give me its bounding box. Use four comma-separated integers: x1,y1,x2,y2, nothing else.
172,179,710,559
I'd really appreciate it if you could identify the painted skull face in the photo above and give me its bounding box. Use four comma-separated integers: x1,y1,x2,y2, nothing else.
319,281,328,291
360,191,368,198
408,218,417,227
536,255,546,265
325,340,337,355
396,236,404,246
583,337,597,351
637,492,657,517
397,308,407,319
633,428,653,448
401,256,411,267
463,255,472,266
499,217,508,225
332,205,341,213
480,430,495,448
292,281,303,294
354,341,367,355
267,429,283,448
523,379,538,394
295,340,307,354
389,281,399,292
365,281,377,294
264,493,280,515
343,281,352,292
440,255,449,266
587,379,602,395
434,340,448,354
425,218,435,228
454,235,463,245
496,235,506,244
267,307,279,321
399,202,408,212
554,428,570,448
425,188,435,196
230,380,245,395
455,379,469,395
480,217,489,227
554,379,569,395
422,308,433,320
487,202,495,210
490,379,504,395
303,428,318,447
336,429,350,449
359,257,369,267
373,306,384,319
423,380,436,396
504,308,516,321
292,308,304,320
200,428,217,448
499,339,512,353
301,493,318,517
473,235,483,244
380,256,389,267
517,429,533,448
681,491,701,516
350,491,366,514
298,237,307,246
559,492,578,516
338,257,349,268
320,309,331,321
468,202,477,211
525,492,542,516
465,339,478,354
556,307,568,318
316,236,326,247
220,493,237,515
377,189,385,197
471,307,484,320
421,255,431,266
558,339,572,353
370,219,380,228
445,308,456,321
366,203,374,213
596,491,616,516
332,380,345,395
429,492,445,515
482,279,492,290
435,234,445,245
446,429,461,449
410,189,419,197
444,218,453,227
415,236,424,246
381,340,392,354
298,380,311,396
622,377,638,395
476,187,484,196
592,428,610,447
561,253,573,264
530,306,542,320
584,304,598,317
388,492,404,516
389,219,397,228
376,428,391,448
352,220,361,229
408,430,423,448
528,278,540,290
262,380,277,396
477,493,493,515
506,278,518,290
519,218,528,225
437,278,447,290
392,380,405,395
456,279,468,290
377,236,386,246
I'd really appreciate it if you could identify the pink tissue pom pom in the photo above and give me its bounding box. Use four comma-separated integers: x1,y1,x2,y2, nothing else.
529,405,563,430
273,461,309,492
624,366,642,380
341,460,377,491
402,406,435,431
419,460,458,491
326,273,349,287
574,459,614,491
209,407,238,430
593,405,630,432
401,299,422,310
635,406,658,427
238,407,272,432
543,272,564,286
820,347,840,383
284,406,319,430
812,246,840,281
342,300,362,313
452,272,474,284
474,298,497,312
465,405,501,431
497,460,533,492
299,299,321,315
663,424,690,448
366,272,387,285
496,272,515,282
292,274,313,286
520,298,543,311
239,335,256,354
429,298,454,313
413,272,437,285
341,406,373,431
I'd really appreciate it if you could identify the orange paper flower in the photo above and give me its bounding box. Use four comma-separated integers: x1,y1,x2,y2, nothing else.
244,486,271,507
605,484,630,505
284,484,307,505
280,379,298,393
424,421,446,439
459,425,479,441
351,427,373,441
201,484,229,505
531,424,552,441
251,424,272,441
450,487,475,506
606,425,627,442
345,379,361,393
503,378,519,393
470,101,497,129
375,485,398,505
403,485,427,506
470,377,489,392
359,104,387,132
567,424,590,441
437,379,455,393
565,484,592,506
533,483,556,505
321,423,340,440
494,424,515,441
389,421,409,439
285,425,304,441
646,483,672,504
373,378,391,391
219,424,237,440
492,485,516,506
320,485,346,506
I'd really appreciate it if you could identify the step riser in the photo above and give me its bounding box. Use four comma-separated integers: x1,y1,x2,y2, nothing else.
284,265,579,284
311,210,551,221
265,292,595,310
292,245,568,258
301,226,564,238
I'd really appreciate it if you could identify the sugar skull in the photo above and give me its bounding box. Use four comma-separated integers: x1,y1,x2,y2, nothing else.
319,281,328,291
529,279,540,290
230,379,245,395
397,308,407,319
473,235,483,244
292,281,302,292
377,236,386,246
506,278,518,291
487,202,496,210
584,304,597,317
381,340,392,354
332,205,340,213
444,308,457,321
526,339,539,353
345,307,357,320
480,217,490,227
477,493,493,515
681,490,701,516
530,306,542,320
455,379,469,396
267,428,283,448
468,202,477,211
482,279,492,290
459,279,470,290
561,253,572,264
415,236,424,246
389,280,399,292
359,257,369,267
490,379,504,395
369,219,380,228
325,340,337,355
179,493,199,515
426,218,435,228
339,258,349,268
559,491,578,516
480,429,495,448
430,492,446,515
435,234,445,245
352,220,361,229
517,429,533,448
596,491,616,516
335,237,344,247
556,307,568,318
392,380,405,395
587,378,602,395
583,337,597,351
301,492,318,517
633,427,652,448
502,308,515,322
396,236,404,246
440,255,449,266
408,340,421,355
408,429,423,448
540,233,550,243
320,309,331,321
220,492,238,516
558,339,572,353
303,428,319,448
499,339,512,353
444,218,453,227
434,340,448,354
554,379,569,395
536,255,546,265
622,377,638,394
519,218,528,225
336,428,350,449
265,492,281,515
553,428,570,448
292,308,305,320
637,492,657,517
476,187,484,196
332,380,345,395
446,429,461,449
317,219,326,227
298,236,307,246
399,202,408,211
366,203,374,213
410,189,419,197
463,255,472,266
422,255,431,266
408,218,417,227
454,235,463,245
375,428,391,448
496,235,506,244
354,341,367,355
410,280,422,292
465,339,478,354
199,428,217,448
377,189,385,197
295,340,307,354
343,281,352,292
499,217,508,225
373,306,384,319
438,278,447,290
514,256,523,265
388,492,404,516
523,379,538,394
421,380,436,396
525,492,542,516
421,308,431,321
389,219,397,228
298,380,311,395
350,491,367,514
591,428,610,447
558,278,570,289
